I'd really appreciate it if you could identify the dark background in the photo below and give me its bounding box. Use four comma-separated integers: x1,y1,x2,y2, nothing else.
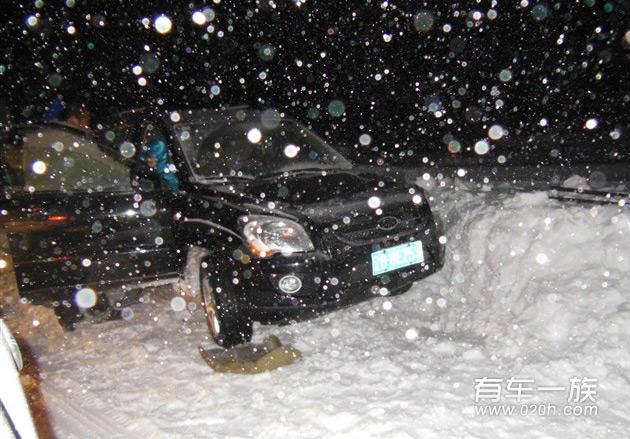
1,0,629,166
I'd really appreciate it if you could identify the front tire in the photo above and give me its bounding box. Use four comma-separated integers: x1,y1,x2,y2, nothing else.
199,260,252,348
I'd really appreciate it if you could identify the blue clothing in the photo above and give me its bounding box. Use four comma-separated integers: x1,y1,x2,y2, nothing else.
44,97,65,121
140,139,180,191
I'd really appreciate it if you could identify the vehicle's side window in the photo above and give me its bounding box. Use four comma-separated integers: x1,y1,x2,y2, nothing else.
1,127,133,193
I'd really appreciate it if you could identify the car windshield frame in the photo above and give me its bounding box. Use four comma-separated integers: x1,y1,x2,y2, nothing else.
172,117,352,182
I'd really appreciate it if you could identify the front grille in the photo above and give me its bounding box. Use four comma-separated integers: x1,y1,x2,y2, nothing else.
333,213,430,245
314,206,439,297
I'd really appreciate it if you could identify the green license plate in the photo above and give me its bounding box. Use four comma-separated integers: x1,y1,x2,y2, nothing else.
371,241,424,276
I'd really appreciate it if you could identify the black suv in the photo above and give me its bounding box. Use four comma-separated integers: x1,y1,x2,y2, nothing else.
0,107,444,347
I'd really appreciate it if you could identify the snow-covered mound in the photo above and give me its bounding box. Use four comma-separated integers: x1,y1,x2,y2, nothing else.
561,174,591,190
3,181,630,438
431,185,630,351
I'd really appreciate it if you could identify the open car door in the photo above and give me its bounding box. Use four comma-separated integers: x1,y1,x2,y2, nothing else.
0,123,180,306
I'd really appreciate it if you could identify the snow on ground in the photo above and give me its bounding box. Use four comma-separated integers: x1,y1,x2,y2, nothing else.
2,178,630,438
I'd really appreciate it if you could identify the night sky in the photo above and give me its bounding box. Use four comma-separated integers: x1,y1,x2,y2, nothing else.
1,0,629,166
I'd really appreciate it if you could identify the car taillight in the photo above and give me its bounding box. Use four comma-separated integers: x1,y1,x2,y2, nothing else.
47,215,69,222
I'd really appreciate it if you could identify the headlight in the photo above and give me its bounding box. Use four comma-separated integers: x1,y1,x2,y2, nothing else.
242,215,314,257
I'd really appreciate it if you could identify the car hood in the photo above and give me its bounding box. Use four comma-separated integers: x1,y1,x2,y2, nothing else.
207,170,424,227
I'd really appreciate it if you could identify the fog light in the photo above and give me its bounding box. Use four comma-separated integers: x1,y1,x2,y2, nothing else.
278,275,302,294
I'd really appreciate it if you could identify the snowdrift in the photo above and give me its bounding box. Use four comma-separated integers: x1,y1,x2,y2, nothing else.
430,185,630,352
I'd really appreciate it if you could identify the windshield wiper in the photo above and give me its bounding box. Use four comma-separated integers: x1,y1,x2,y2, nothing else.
259,167,351,179
196,174,255,183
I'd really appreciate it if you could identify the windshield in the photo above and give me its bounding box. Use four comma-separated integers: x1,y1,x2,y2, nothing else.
174,119,352,179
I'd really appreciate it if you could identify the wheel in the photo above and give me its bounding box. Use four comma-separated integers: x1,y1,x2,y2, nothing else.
181,246,209,297
53,299,83,331
199,259,252,348
53,292,118,330
86,293,122,322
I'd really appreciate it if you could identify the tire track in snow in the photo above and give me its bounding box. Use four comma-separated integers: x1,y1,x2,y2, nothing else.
43,383,130,438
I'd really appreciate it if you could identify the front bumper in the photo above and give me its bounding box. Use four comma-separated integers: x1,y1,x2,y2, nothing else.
234,216,445,323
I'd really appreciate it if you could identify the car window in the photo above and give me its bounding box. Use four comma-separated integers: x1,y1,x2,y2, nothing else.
1,126,133,194
176,118,351,179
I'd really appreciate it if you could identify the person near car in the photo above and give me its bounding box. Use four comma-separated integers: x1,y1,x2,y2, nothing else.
140,137,180,191
63,103,91,130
